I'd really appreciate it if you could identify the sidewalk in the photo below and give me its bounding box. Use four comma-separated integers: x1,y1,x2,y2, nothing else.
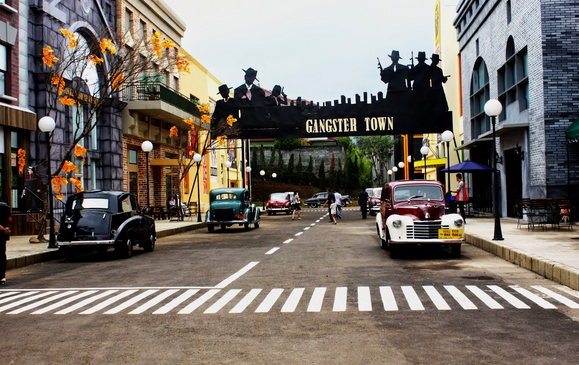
5,220,206,271
4,217,579,291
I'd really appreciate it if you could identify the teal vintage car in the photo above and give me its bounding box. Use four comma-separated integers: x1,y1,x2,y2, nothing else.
205,188,260,232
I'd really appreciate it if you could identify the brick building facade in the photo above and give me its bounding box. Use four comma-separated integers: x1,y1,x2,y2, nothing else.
454,0,579,217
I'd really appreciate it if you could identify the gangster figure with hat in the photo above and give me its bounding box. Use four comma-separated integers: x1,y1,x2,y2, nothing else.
380,50,410,112
429,54,449,112
212,84,237,128
234,68,266,107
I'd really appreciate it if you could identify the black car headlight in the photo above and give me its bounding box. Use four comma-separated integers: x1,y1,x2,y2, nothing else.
454,219,464,227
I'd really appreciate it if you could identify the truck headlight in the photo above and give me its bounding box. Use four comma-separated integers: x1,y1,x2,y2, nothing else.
454,219,464,227
392,219,402,228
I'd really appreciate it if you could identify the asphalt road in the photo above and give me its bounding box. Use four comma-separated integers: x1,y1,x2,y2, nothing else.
1,208,579,365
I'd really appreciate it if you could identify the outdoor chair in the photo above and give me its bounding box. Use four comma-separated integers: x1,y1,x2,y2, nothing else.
528,199,552,231
556,199,573,231
515,199,531,229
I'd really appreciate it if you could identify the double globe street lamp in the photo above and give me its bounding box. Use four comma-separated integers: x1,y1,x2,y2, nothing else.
259,170,266,209
141,141,153,209
38,116,57,249
193,153,202,222
420,145,430,180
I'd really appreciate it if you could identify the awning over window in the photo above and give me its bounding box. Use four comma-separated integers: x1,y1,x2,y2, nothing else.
566,118,579,143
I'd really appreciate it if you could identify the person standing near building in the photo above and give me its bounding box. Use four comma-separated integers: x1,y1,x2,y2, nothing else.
358,188,369,219
453,173,468,222
333,189,342,219
0,197,11,285
291,191,301,220
322,188,335,223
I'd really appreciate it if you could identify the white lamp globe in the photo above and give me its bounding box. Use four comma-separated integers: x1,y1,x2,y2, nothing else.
141,140,153,152
246,166,252,173
420,146,430,156
484,99,503,116
388,170,392,175
38,116,56,133
441,130,454,143
398,161,405,169
260,170,265,176
392,166,398,172
272,173,277,178
225,160,232,168
193,153,202,163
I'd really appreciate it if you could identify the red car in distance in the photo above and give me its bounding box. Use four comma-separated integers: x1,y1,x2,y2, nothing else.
266,192,293,215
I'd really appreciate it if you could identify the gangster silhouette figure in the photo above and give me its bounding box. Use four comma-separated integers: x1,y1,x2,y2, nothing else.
234,68,266,107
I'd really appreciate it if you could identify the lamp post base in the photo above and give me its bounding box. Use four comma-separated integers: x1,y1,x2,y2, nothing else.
493,216,504,240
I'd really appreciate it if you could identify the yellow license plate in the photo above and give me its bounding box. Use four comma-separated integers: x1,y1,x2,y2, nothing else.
438,229,463,239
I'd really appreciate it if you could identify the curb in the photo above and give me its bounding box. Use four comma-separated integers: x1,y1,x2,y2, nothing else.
6,223,207,271
465,233,579,291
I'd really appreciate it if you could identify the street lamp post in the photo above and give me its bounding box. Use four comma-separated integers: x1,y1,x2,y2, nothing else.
193,153,202,222
387,169,392,182
141,141,153,209
484,99,504,241
225,160,232,188
260,170,265,209
246,166,252,200
441,130,454,203
272,172,277,191
38,116,57,249
420,146,429,180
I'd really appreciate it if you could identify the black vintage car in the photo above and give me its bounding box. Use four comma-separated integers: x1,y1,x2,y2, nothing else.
57,190,156,259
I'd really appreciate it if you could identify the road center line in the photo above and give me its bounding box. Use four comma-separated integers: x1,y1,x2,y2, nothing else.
265,247,280,255
215,261,259,289
283,239,294,244
295,232,303,236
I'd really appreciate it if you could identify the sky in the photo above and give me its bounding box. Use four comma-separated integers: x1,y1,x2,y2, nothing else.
162,0,445,104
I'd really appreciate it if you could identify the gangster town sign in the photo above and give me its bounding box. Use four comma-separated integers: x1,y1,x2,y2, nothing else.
212,50,452,139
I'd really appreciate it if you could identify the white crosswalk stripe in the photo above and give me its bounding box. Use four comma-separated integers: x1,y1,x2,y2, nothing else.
0,284,577,316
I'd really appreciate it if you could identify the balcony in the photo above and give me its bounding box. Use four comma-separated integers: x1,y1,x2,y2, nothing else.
122,82,201,126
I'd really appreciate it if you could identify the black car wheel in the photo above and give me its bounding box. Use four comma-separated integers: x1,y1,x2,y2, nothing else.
60,246,77,261
244,223,250,231
450,244,461,258
254,221,260,229
143,233,155,252
267,211,272,216
220,224,226,230
310,203,318,208
115,238,133,259
207,225,215,233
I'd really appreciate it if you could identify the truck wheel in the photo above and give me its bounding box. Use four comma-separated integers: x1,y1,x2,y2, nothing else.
207,225,214,233
389,244,400,259
267,211,272,216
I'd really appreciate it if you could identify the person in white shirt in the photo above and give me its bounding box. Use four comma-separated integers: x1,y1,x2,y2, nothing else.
291,191,301,220
330,199,337,224
333,190,342,219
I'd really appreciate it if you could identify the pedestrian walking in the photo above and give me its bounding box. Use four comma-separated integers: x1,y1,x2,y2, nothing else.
330,199,338,224
453,173,468,222
0,197,11,285
291,191,301,220
334,190,342,219
358,188,369,219
323,188,335,223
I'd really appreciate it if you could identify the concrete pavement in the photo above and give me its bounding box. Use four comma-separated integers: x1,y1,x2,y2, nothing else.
3,216,579,291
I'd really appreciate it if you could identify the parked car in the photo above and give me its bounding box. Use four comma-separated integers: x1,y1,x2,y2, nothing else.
375,180,464,258
57,190,156,259
304,192,328,208
341,195,352,207
367,187,382,216
205,188,260,232
266,192,292,215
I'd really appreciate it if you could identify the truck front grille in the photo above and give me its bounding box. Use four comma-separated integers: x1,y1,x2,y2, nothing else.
406,220,442,239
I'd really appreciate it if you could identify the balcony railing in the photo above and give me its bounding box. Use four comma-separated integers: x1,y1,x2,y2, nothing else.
122,82,201,118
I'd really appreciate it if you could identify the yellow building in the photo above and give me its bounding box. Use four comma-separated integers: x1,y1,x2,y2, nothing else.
418,0,463,194
178,49,244,216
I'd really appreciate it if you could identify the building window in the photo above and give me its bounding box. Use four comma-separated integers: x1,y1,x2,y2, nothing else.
139,21,146,42
129,149,137,164
470,58,490,137
498,40,529,121
0,44,6,95
475,39,480,57
124,8,133,35
506,0,512,24
90,160,96,190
